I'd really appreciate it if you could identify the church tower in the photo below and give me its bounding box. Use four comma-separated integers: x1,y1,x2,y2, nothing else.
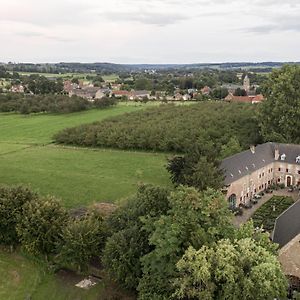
243,75,250,94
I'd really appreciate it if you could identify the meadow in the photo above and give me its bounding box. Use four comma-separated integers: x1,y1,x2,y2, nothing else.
0,104,170,206
0,103,171,299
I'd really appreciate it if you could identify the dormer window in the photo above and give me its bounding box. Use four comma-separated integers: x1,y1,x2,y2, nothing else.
281,154,286,161
296,156,300,163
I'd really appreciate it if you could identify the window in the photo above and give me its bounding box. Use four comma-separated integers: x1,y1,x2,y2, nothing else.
278,168,281,171
286,168,289,173
259,174,261,178
298,170,300,175
271,168,273,172
262,172,264,177
278,178,280,182
246,193,249,197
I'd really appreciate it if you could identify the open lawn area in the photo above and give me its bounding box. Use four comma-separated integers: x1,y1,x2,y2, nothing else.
0,250,133,300
0,104,144,145
0,144,169,207
0,105,171,207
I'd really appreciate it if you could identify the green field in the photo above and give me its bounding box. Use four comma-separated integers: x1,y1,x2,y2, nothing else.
0,250,133,300
0,104,171,299
0,104,170,206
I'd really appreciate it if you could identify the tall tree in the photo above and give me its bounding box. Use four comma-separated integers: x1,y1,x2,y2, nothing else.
259,64,300,143
174,239,287,300
0,186,38,247
138,187,233,299
17,196,68,259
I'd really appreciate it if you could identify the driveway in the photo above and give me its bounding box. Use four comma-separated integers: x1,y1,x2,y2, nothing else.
233,189,300,227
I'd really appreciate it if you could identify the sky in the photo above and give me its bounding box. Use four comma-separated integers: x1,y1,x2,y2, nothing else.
0,0,300,64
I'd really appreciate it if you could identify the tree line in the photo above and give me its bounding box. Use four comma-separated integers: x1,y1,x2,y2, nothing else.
0,93,117,114
54,102,262,156
0,184,288,299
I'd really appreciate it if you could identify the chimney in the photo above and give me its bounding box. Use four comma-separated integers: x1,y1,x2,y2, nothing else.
250,145,255,154
274,146,280,160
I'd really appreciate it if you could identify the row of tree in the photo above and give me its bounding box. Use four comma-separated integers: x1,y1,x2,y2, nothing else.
0,94,117,114
54,102,262,156
0,185,107,272
0,184,288,299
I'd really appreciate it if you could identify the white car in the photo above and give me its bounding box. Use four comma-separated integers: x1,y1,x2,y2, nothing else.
254,194,262,200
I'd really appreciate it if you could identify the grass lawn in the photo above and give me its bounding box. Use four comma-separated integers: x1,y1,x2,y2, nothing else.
0,250,133,300
251,196,294,231
0,105,143,145
0,104,170,207
0,144,169,207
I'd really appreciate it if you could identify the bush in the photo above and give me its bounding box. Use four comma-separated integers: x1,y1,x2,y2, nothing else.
16,196,68,258
57,209,107,272
0,185,38,247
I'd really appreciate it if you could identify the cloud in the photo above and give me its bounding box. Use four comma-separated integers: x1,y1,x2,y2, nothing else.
245,15,300,33
101,11,189,26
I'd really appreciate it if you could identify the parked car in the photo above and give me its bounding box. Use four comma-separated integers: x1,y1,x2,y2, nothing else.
251,198,258,204
254,194,262,200
288,186,294,192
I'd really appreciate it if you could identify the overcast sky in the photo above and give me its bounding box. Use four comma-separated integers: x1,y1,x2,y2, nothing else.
1,0,300,63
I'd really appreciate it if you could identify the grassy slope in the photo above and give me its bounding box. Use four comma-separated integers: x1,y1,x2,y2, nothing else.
0,104,170,206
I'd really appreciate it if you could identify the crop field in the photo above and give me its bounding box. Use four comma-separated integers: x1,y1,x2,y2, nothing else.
0,104,170,207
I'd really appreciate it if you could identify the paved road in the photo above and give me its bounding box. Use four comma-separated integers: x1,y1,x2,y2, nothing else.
233,189,300,227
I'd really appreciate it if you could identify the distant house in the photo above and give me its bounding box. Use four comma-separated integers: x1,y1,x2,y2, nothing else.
225,93,264,104
112,90,132,98
130,90,150,100
200,86,211,95
182,94,191,101
10,85,24,93
69,87,105,100
221,142,300,209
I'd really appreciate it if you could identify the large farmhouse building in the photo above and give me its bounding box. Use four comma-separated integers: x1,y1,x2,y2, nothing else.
221,143,300,208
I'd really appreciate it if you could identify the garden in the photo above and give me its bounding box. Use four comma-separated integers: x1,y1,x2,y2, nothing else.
252,196,294,231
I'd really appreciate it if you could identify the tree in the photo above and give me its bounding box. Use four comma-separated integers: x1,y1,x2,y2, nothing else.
94,97,117,109
220,136,243,159
167,144,224,191
58,209,107,272
210,87,229,99
16,196,68,259
174,239,288,300
234,88,247,96
102,185,170,290
0,186,38,247
138,187,233,299
259,65,300,144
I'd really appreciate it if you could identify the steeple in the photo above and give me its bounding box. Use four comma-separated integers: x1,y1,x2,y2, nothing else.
243,75,250,94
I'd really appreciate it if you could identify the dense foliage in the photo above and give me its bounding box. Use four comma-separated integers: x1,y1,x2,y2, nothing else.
137,187,233,299
0,186,38,247
174,239,287,300
103,185,170,290
58,209,108,272
166,144,225,191
0,93,90,114
259,64,300,144
54,102,262,155
16,196,68,257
